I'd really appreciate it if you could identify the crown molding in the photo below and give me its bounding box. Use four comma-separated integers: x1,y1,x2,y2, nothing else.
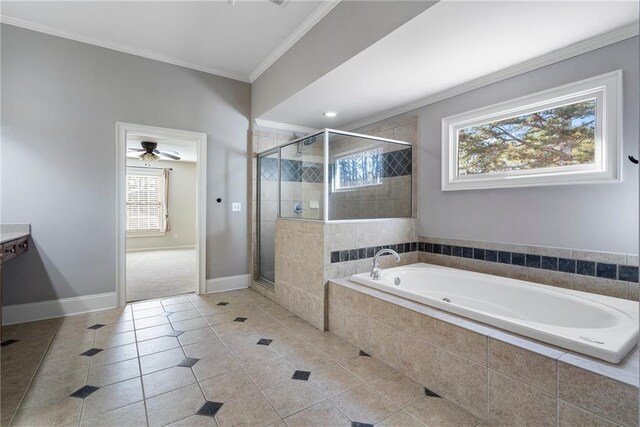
254,119,320,134
343,22,639,131
0,15,251,83
248,0,341,83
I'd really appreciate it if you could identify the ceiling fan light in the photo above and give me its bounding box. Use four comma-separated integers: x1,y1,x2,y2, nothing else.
140,152,159,162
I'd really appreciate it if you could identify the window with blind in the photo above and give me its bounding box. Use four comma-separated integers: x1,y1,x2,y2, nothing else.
126,171,164,235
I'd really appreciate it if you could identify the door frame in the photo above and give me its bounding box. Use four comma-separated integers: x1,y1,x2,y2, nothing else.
115,122,207,307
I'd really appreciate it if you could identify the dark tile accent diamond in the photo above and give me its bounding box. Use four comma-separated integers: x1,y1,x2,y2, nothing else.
485,250,498,263
462,247,473,259
576,260,596,276
178,357,199,368
166,330,184,337
452,246,463,257
526,254,541,269
197,401,224,417
541,256,558,271
70,385,99,398
511,253,526,266
234,317,248,323
619,265,639,282
359,350,371,357
292,370,311,381
352,422,374,427
1,339,18,347
87,324,105,330
558,258,576,273
596,263,617,279
424,387,441,397
473,248,485,260
257,339,273,346
498,251,511,264
217,302,229,306
331,251,340,263
80,348,103,357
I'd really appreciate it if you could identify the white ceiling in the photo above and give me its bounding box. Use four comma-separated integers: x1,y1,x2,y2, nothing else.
260,0,639,129
1,0,330,82
127,136,197,162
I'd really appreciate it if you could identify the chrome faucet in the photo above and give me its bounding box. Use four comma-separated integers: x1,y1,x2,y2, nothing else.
370,249,401,280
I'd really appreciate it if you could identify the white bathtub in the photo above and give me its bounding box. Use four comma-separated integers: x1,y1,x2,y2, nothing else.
350,263,639,363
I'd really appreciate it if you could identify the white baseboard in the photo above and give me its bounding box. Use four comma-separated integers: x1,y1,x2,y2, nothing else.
126,245,195,253
206,274,250,294
2,292,117,325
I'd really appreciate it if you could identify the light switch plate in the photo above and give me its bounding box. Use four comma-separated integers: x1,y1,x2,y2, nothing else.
309,200,319,209
232,202,241,212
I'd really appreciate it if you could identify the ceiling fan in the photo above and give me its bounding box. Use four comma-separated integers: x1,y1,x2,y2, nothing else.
128,141,181,161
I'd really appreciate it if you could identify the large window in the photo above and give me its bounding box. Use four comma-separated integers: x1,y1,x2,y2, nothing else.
334,149,383,190
126,169,165,235
442,71,621,191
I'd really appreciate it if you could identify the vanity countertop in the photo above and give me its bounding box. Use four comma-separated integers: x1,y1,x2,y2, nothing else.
0,224,30,244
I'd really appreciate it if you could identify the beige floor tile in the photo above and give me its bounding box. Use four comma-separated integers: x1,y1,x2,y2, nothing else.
369,370,425,407
179,327,218,346
182,338,228,359
97,307,133,324
140,347,185,375
330,385,399,424
79,401,147,427
94,330,137,349
230,341,282,367
220,331,261,348
168,414,218,426
196,305,230,316
35,353,91,379
269,333,305,357
163,302,196,312
376,410,425,427
90,343,139,367
308,364,363,398
81,377,144,419
132,300,163,311
405,397,479,427
146,383,206,427
340,355,397,384
244,358,297,389
143,365,197,398
12,397,82,427
169,309,203,322
310,335,361,363
137,336,180,357
200,371,259,402
133,307,167,320
283,400,351,427
263,379,325,418
87,358,141,387
135,323,175,342
212,321,253,336
203,312,237,326
172,316,210,332
21,371,87,408
192,352,242,382
162,295,191,305
283,344,333,371
97,320,135,334
134,315,170,330
214,391,281,427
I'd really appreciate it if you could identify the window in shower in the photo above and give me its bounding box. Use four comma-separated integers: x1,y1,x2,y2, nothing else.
442,71,621,191
334,148,383,190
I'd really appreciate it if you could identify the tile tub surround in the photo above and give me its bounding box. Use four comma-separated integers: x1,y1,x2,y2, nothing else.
0,223,30,244
418,237,639,300
0,288,481,427
328,279,640,426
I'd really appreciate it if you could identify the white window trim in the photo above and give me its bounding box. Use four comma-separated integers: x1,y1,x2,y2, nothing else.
125,167,166,237
441,70,622,191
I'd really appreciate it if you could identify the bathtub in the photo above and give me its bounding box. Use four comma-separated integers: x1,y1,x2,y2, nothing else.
350,263,639,363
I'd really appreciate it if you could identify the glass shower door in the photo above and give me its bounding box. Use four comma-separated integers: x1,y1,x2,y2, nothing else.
257,150,279,285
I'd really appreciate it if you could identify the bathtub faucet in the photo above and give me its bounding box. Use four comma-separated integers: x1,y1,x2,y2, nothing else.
370,249,401,280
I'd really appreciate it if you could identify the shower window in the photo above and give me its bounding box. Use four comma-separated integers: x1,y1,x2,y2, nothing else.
334,148,383,190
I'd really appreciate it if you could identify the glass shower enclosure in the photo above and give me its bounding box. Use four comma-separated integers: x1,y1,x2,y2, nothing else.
256,129,413,286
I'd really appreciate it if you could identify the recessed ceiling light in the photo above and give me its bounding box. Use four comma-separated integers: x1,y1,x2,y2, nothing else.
323,111,338,118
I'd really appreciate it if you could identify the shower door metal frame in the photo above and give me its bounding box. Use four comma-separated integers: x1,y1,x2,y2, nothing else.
256,147,280,286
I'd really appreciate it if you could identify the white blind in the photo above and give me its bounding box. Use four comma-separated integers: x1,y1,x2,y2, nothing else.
126,174,162,232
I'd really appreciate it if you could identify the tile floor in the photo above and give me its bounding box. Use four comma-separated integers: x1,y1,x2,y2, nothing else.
126,248,196,302
1,289,481,427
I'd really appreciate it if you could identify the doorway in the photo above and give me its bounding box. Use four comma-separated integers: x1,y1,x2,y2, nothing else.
116,123,207,306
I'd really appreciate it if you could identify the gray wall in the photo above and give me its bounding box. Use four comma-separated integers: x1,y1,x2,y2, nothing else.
417,37,639,254
251,0,435,119
1,25,251,305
